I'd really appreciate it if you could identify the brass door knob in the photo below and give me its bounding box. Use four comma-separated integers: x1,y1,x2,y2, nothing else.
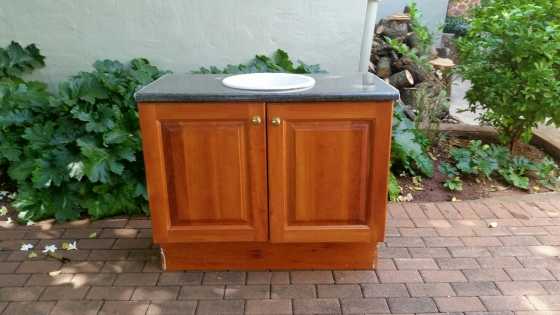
251,115,262,125
271,117,282,126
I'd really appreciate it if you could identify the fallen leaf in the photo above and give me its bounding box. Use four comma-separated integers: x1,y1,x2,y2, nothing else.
27,251,38,258
88,232,97,239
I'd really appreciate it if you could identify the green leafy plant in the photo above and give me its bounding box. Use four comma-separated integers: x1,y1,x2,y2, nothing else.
445,140,560,191
444,177,463,192
407,2,433,55
388,171,401,201
450,140,499,178
498,156,532,190
194,49,325,74
534,157,560,189
457,0,560,151
439,162,463,192
0,41,168,222
391,103,434,178
0,41,45,80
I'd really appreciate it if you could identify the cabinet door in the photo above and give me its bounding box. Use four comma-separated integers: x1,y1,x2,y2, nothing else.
139,103,268,243
267,102,393,243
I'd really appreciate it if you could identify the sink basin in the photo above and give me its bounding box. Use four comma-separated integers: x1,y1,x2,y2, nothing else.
222,73,315,91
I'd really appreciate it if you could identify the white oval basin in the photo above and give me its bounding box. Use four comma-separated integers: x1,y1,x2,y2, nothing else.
222,73,315,91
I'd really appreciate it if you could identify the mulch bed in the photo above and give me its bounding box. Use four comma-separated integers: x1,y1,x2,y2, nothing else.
397,135,558,203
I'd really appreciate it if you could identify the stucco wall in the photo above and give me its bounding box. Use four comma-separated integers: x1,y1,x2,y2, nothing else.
0,0,367,85
0,0,447,86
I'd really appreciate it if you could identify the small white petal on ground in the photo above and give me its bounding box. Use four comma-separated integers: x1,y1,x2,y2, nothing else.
42,244,57,254
20,243,34,251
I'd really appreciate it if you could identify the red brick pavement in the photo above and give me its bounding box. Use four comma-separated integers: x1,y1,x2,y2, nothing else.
1,193,560,314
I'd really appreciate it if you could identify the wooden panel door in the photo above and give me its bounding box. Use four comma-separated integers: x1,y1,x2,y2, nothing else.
267,102,393,243
139,103,268,243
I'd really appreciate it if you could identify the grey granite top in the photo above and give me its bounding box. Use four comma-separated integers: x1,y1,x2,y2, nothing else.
134,73,399,103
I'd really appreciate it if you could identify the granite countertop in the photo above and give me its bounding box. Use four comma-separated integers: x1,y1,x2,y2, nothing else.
134,73,399,103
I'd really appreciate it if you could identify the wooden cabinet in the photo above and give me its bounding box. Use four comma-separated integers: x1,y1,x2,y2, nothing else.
267,103,392,243
139,103,268,243
139,101,393,270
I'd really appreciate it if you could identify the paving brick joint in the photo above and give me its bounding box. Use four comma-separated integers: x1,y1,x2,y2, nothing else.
1,194,560,314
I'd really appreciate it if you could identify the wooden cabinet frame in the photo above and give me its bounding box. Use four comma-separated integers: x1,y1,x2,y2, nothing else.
139,103,268,243
138,101,393,270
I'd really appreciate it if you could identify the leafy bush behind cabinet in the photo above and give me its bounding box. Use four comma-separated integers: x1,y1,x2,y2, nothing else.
0,42,167,222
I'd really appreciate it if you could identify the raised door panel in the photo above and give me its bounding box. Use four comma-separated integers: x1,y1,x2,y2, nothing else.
139,103,267,243
268,102,393,243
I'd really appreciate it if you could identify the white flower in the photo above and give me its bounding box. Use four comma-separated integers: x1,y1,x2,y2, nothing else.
6,217,12,224
26,220,35,226
42,244,57,254
20,243,34,251
0,206,7,216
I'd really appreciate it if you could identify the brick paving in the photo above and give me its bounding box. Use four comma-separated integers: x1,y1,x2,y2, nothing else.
1,193,560,314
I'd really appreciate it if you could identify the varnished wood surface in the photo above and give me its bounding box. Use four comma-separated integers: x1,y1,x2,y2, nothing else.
139,103,268,243
161,242,376,270
267,102,393,243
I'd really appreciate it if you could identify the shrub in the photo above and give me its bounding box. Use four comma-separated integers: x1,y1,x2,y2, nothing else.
194,49,325,74
0,42,168,222
457,0,560,151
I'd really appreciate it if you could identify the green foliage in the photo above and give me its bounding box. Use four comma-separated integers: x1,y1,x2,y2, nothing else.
407,2,433,55
457,0,560,149
0,41,167,222
534,157,560,189
384,37,433,73
388,171,401,202
445,140,560,191
0,41,45,79
444,177,463,192
443,16,471,37
450,141,500,178
194,49,325,74
498,156,532,190
391,103,434,178
439,162,463,191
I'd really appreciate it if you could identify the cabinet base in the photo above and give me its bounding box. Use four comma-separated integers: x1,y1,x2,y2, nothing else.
160,242,377,270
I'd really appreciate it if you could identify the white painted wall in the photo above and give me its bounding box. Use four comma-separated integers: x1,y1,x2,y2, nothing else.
0,0,367,86
0,0,447,86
